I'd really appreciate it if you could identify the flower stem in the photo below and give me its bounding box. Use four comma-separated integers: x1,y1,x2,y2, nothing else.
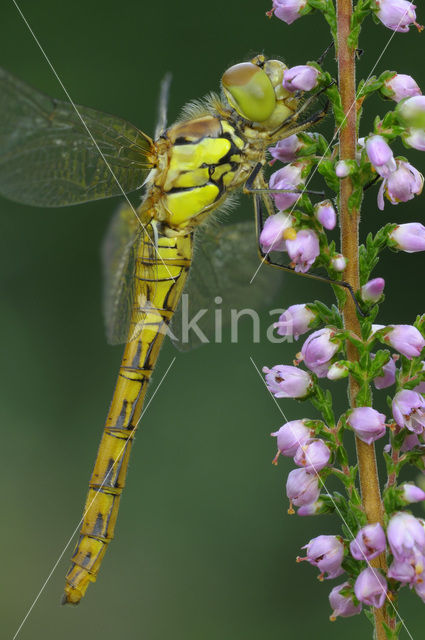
336,0,389,636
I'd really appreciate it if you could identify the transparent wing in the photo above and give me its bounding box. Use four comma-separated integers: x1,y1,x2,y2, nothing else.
0,67,154,207
102,203,158,345
170,219,284,351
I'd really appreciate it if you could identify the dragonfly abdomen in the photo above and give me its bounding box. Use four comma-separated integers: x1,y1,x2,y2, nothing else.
63,228,193,604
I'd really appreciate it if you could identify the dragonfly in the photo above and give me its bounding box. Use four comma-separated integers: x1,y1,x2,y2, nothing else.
0,55,341,605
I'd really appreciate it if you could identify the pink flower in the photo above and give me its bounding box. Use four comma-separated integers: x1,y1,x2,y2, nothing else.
387,512,425,565
329,583,362,620
354,568,387,608
272,0,307,24
390,222,425,252
360,278,385,303
271,419,311,457
349,523,387,561
401,433,421,451
372,353,396,389
387,557,418,584
282,65,319,92
365,135,396,177
301,328,340,378
269,135,302,163
314,200,337,230
286,229,320,273
384,324,425,359
286,468,320,506
383,73,422,102
374,0,418,32
347,406,387,444
301,535,344,579
260,212,294,252
297,500,324,516
377,160,423,210
335,160,351,177
274,303,317,340
262,365,313,398
392,389,425,433
403,128,425,151
269,163,305,211
401,483,425,504
294,438,331,472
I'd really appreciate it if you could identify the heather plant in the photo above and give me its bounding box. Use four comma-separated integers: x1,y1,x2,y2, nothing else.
262,0,425,637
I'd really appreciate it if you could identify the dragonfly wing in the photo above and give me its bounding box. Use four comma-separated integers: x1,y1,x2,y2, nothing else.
0,67,153,207
170,219,284,351
102,203,158,345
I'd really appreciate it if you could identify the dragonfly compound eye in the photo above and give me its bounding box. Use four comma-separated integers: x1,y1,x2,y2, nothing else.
221,62,276,122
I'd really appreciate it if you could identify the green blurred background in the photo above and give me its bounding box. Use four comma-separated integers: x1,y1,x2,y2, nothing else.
1,1,425,638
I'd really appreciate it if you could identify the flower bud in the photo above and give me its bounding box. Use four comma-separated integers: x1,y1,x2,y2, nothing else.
271,419,311,457
314,200,337,230
262,364,313,398
274,303,317,340
397,95,425,129
401,483,425,504
286,229,320,273
389,222,425,252
374,0,419,33
383,73,422,102
272,0,307,24
360,278,385,303
392,389,425,433
377,160,423,210
372,353,396,389
269,135,302,163
331,254,347,272
385,324,425,359
403,128,425,151
387,512,425,563
365,135,396,177
286,468,320,506
301,328,340,378
335,160,351,177
294,438,331,472
349,523,387,561
301,535,344,579
269,163,305,211
347,406,387,444
282,65,319,92
354,568,387,608
260,212,294,252
327,362,349,380
329,583,362,620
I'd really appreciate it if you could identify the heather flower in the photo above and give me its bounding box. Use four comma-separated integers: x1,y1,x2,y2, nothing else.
384,324,425,359
389,222,425,252
360,278,385,303
387,557,418,584
377,160,423,210
298,500,324,516
347,406,387,444
403,128,425,151
286,229,320,273
286,468,320,507
365,135,396,177
272,0,307,24
271,419,311,458
269,135,302,163
401,433,421,451
282,65,319,92
260,212,294,253
392,389,425,433
387,512,425,567
372,353,396,389
401,483,425,504
327,362,349,380
331,254,347,272
349,523,387,561
329,583,362,620
274,303,317,340
269,163,305,211
374,0,418,33
262,365,313,398
301,328,340,378
294,438,331,472
397,95,425,129
335,160,351,177
354,568,387,608
301,535,344,579
314,200,337,230
383,73,422,102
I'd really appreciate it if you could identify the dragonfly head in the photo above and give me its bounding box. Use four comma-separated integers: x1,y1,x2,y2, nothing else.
221,55,299,130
